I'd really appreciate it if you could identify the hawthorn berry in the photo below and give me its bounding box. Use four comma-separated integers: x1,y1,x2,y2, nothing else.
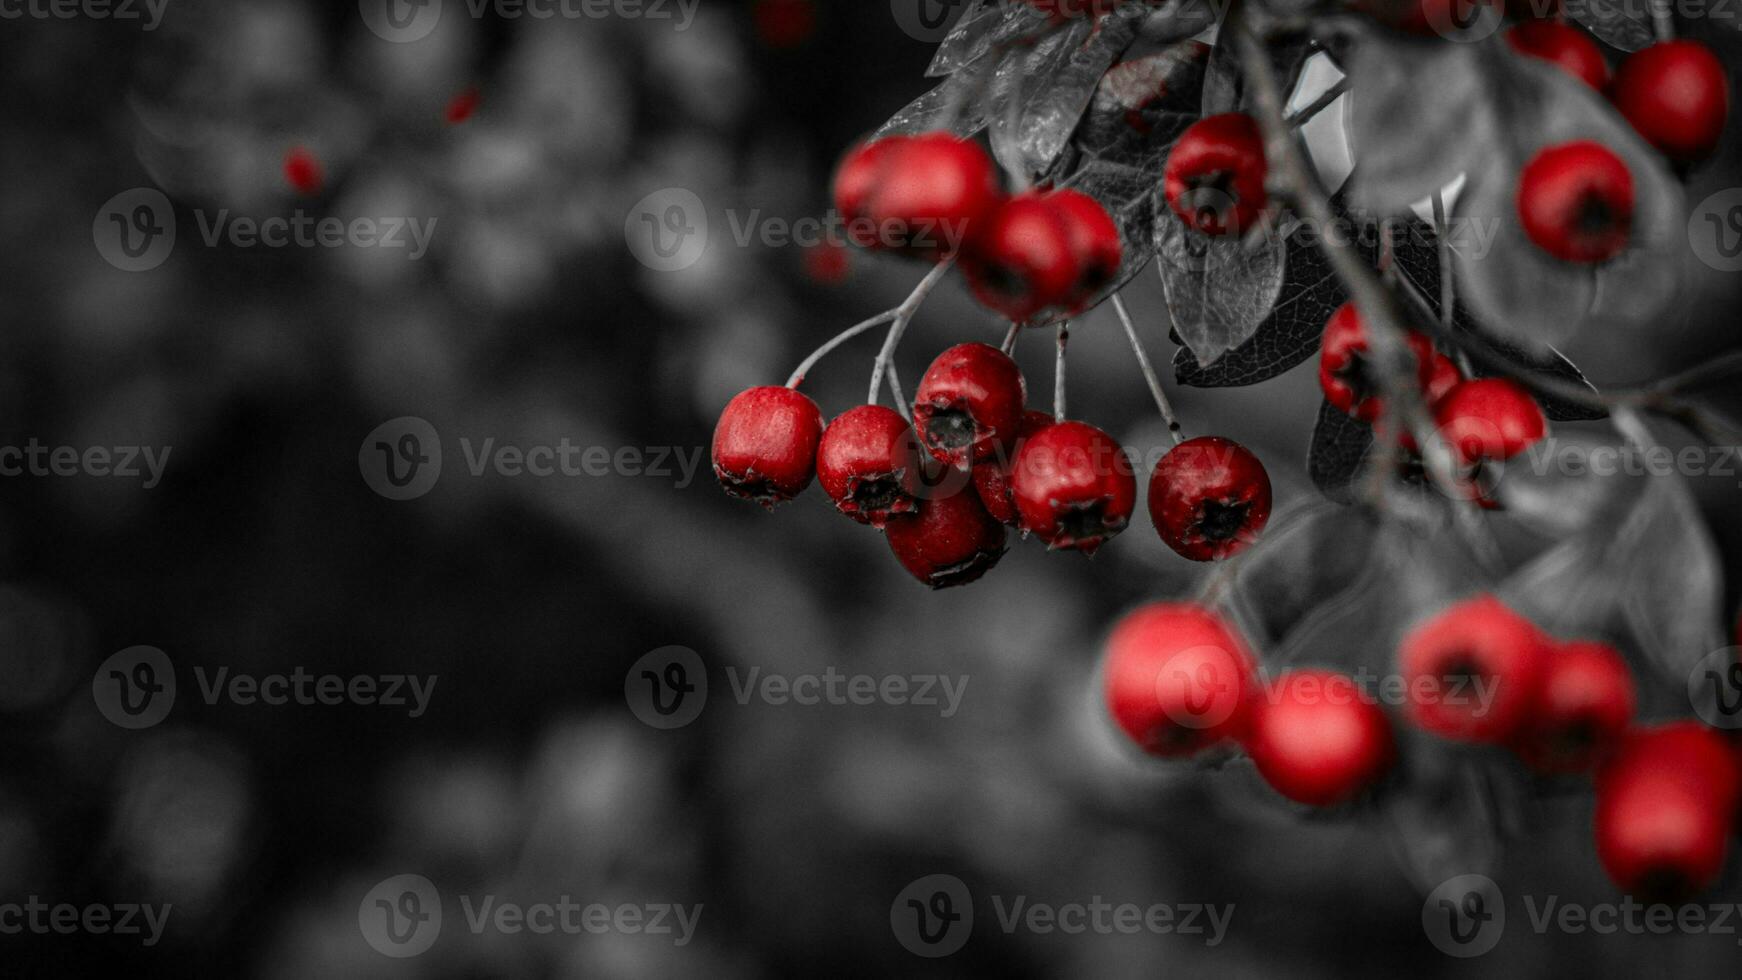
1612,40,1730,163
1010,421,1138,554
962,193,1081,321
912,343,1027,469
1397,595,1547,743
1046,189,1123,310
1595,722,1740,901
711,386,825,508
1242,670,1396,807
1318,303,1450,424
833,136,910,249
972,410,1056,527
884,489,1007,589
1103,603,1258,757
816,405,922,527
1505,21,1609,91
283,146,324,196
753,0,816,49
1163,113,1267,237
1510,640,1636,774
1432,378,1548,467
1517,141,1634,264
444,88,481,125
1147,437,1273,562
865,133,1003,258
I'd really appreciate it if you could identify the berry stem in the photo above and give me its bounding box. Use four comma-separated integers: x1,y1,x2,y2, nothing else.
1000,321,1021,355
1054,323,1070,422
886,361,912,422
1430,191,1455,330
786,310,896,389
1111,293,1184,445
867,258,955,406
1650,0,1676,40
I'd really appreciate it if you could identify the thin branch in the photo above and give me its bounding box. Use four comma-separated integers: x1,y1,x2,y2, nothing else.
1054,322,1070,422
868,258,955,406
1111,294,1184,444
886,361,911,422
1431,191,1455,331
1285,77,1349,129
1001,321,1022,355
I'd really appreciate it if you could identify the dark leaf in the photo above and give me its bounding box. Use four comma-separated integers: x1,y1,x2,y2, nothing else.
991,7,1147,181
875,56,998,138
1138,0,1221,43
925,1,1033,78
1153,212,1288,365
1565,0,1655,52
1346,36,1492,216
1307,398,1373,504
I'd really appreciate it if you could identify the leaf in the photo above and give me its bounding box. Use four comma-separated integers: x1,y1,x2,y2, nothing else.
1565,0,1655,52
1138,0,1220,43
875,57,998,138
1346,36,1493,216
1214,501,1381,655
1618,466,1725,683
990,6,1148,181
926,0,1029,78
1386,757,1501,894
1202,30,1312,117
1153,213,1288,365
1307,398,1374,504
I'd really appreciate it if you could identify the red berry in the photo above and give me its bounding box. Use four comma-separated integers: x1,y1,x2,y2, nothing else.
1505,21,1609,91
1243,670,1396,807
816,405,923,527
1147,437,1272,562
1595,722,1740,901
711,386,825,508
803,240,851,284
1397,595,1548,743
1010,421,1138,554
445,88,481,125
1510,640,1636,774
1422,351,1464,405
962,193,1081,321
912,343,1027,470
283,146,324,195
1045,189,1123,310
1318,303,1448,425
867,133,1003,258
833,136,910,249
884,489,1007,589
753,0,815,48
1517,141,1634,263
1433,378,1548,467
1612,40,1730,163
972,410,1056,527
1163,113,1267,237
1103,603,1258,757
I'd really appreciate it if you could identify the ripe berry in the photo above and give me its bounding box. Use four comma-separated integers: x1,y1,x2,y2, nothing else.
712,386,825,508
445,88,481,125
753,0,816,48
867,133,1003,258
1397,595,1547,743
1510,640,1636,774
1163,113,1267,237
972,410,1056,527
816,405,922,527
1103,603,1258,756
1147,437,1273,562
1433,378,1548,467
283,146,324,195
1612,40,1730,163
1010,421,1138,554
1595,722,1740,901
912,343,1027,470
1242,670,1396,807
833,136,910,249
962,193,1081,321
1505,21,1609,91
884,489,1007,589
1517,141,1634,263
1046,189,1123,310
1318,303,1449,424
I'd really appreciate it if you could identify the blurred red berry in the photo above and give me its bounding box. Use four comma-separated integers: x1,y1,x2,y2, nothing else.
1243,670,1396,807
1397,595,1548,743
1103,603,1258,757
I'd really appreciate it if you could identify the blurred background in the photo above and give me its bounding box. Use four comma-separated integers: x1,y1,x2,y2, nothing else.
2,0,1741,975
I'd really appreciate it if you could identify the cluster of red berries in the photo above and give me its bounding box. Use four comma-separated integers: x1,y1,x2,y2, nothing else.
1103,593,1742,899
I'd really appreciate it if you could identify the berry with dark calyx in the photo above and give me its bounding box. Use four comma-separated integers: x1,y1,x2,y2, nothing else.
1433,378,1548,467
1163,113,1267,237
972,410,1056,527
1045,188,1123,310
884,489,1007,589
912,343,1027,470
1010,421,1138,555
1397,595,1548,743
1517,141,1634,264
833,135,910,249
1242,670,1396,807
1505,20,1609,91
866,132,1002,258
1510,640,1636,774
1595,722,1740,902
1612,40,1730,163
1147,437,1272,562
712,386,825,508
1318,302,1448,424
816,405,922,527
1103,603,1258,757
962,193,1081,321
